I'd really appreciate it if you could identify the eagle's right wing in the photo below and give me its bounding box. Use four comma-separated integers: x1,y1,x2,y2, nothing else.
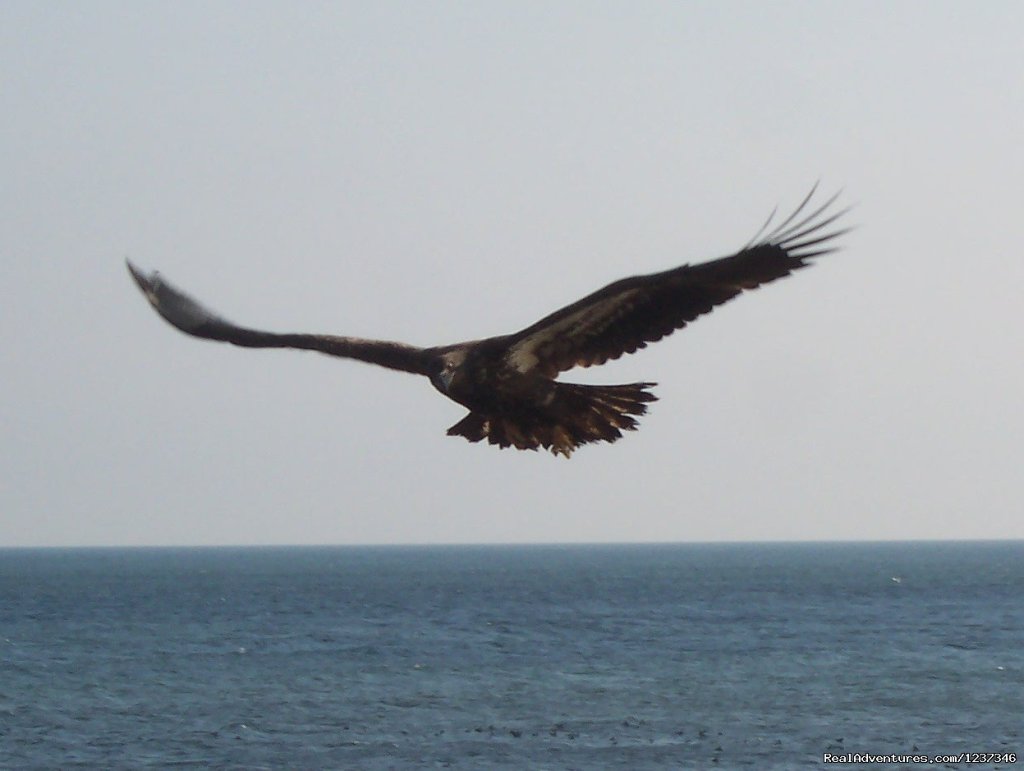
501,187,850,377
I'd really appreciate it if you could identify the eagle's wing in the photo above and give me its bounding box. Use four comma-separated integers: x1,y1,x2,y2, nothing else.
126,261,433,375
502,187,850,377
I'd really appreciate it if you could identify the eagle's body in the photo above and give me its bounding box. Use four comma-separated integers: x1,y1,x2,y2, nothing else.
128,187,848,457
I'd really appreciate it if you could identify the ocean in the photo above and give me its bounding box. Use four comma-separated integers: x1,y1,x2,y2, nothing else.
1,542,1020,769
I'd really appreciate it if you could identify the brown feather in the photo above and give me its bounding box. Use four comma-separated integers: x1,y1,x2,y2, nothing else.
128,186,848,458
446,382,657,457
503,187,849,378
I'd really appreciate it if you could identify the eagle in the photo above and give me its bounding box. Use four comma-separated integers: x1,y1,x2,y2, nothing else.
127,186,848,457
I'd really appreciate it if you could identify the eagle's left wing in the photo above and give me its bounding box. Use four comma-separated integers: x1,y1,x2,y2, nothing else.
126,261,434,375
502,187,849,377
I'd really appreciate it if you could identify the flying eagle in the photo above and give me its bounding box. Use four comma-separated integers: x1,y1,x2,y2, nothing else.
128,187,848,457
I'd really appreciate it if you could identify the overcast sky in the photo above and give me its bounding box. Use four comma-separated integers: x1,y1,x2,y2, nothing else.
3,2,1022,547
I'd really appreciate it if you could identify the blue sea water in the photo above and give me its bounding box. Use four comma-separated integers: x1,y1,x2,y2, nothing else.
1,542,1021,769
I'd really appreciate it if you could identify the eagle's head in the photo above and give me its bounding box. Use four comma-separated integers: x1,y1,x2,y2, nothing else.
430,349,467,395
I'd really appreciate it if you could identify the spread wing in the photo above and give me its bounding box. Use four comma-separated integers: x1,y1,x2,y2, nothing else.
126,261,433,375
502,186,850,377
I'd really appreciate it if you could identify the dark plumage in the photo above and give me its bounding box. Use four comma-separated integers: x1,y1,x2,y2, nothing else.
127,186,849,457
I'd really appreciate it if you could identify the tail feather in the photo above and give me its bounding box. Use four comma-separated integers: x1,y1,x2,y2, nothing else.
446,382,657,457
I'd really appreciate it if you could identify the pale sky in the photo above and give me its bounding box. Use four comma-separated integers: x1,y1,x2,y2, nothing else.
3,2,1022,547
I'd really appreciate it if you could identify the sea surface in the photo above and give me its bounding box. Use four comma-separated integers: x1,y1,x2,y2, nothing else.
1,542,1021,769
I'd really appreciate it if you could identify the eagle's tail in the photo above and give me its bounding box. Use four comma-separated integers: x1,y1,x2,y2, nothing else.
446,382,657,458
